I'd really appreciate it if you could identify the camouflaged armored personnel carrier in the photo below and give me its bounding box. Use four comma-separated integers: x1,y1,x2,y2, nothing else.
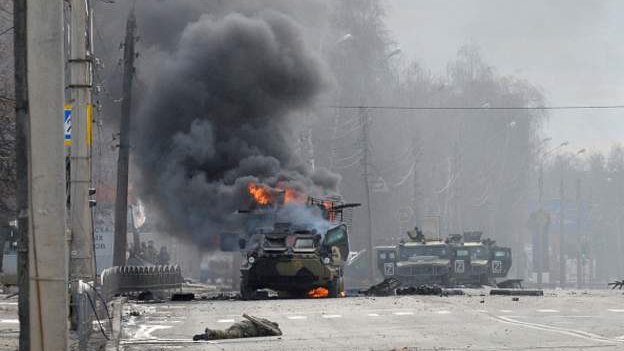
238,189,359,299
239,222,349,299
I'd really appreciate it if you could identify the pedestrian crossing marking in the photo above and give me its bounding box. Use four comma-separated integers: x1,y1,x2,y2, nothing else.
322,314,342,319
393,311,414,316
537,309,559,313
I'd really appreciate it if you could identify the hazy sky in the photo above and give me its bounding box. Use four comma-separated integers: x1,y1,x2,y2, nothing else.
385,0,624,154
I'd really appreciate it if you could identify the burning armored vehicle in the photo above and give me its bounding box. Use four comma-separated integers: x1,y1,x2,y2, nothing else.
376,228,512,287
238,184,359,299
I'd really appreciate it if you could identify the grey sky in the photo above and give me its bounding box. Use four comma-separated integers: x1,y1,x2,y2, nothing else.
385,0,624,153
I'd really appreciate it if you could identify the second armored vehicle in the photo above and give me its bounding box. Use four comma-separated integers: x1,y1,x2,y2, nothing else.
376,228,512,287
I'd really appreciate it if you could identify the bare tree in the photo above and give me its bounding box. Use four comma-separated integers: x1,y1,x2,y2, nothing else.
0,0,15,270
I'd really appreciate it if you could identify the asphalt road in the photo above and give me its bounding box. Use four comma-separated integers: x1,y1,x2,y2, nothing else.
119,289,624,351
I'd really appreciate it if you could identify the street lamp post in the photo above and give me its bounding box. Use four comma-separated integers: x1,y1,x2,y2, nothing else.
557,147,585,289
536,141,568,288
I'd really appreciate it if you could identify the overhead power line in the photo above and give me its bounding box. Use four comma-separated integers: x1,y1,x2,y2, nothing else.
329,104,624,111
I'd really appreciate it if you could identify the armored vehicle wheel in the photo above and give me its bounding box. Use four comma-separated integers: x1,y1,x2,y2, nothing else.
240,279,256,300
440,274,450,287
328,277,344,298
479,274,489,286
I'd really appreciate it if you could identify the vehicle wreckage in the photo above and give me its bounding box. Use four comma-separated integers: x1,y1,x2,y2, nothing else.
235,183,360,299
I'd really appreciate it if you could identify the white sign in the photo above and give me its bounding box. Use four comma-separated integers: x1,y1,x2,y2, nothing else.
64,104,71,146
383,262,395,276
492,260,502,274
94,229,114,273
455,260,465,274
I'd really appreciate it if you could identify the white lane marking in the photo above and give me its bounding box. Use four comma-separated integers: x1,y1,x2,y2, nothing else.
492,315,620,344
476,310,488,313
393,311,414,316
322,314,341,319
0,319,18,324
134,325,173,340
436,310,451,314
0,302,17,305
217,319,235,323
287,316,307,320
608,309,624,313
499,310,513,313
367,313,380,317
537,309,559,313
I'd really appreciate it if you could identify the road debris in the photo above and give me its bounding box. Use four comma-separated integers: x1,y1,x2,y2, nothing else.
136,291,154,301
489,289,543,296
171,293,195,301
608,280,623,289
396,285,464,296
192,314,282,341
361,278,402,296
200,292,241,301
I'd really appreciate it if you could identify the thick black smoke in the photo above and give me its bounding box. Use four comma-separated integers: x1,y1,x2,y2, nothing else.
135,11,340,246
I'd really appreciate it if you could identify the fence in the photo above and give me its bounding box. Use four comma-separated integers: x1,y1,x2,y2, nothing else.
101,265,184,299
73,279,111,349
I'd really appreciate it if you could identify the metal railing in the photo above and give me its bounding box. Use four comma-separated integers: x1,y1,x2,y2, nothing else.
73,279,111,349
101,265,183,299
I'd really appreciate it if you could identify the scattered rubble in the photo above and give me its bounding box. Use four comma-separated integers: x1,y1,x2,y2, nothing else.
128,310,141,317
361,278,402,296
136,291,154,301
396,285,464,296
171,293,195,301
490,289,543,296
200,292,241,301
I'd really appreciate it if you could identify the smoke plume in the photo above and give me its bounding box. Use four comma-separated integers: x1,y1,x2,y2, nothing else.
135,11,339,246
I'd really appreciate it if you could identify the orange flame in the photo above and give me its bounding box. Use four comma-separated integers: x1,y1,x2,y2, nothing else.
248,182,272,205
284,187,306,204
323,200,336,222
307,287,329,298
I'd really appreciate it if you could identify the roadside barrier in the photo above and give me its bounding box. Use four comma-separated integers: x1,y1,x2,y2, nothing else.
101,265,183,299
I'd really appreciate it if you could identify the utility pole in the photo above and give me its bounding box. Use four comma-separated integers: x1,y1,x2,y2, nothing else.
113,9,136,266
360,107,374,284
24,0,68,349
13,0,29,349
537,160,544,288
575,177,582,289
559,166,566,288
69,0,95,284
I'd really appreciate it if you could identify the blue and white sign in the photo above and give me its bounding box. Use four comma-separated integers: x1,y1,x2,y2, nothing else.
64,104,72,146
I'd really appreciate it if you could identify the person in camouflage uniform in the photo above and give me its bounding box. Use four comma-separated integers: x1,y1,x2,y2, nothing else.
193,314,282,341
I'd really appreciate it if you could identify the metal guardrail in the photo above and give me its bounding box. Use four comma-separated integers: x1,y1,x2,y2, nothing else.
73,279,112,349
74,280,96,349
101,265,184,299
